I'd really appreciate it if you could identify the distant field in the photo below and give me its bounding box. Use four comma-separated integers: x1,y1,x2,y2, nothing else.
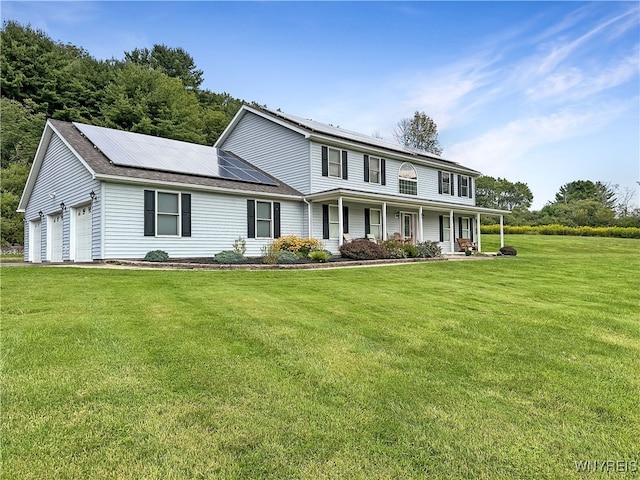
2,235,638,479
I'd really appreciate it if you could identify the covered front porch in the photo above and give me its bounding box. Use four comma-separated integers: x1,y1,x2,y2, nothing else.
303,189,509,254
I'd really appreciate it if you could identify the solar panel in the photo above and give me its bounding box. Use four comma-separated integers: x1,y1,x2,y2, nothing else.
73,122,277,186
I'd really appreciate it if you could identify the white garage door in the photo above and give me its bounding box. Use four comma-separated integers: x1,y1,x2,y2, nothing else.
75,204,93,262
31,220,42,263
49,213,63,262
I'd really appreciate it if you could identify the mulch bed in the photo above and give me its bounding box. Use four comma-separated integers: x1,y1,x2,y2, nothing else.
104,256,452,270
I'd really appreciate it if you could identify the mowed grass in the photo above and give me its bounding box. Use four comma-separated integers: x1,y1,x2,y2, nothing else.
1,235,639,479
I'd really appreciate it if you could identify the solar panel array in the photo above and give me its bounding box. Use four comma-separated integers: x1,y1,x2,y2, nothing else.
216,150,276,185
73,122,277,186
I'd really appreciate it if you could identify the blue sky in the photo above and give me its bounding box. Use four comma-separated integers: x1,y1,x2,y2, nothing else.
3,1,639,209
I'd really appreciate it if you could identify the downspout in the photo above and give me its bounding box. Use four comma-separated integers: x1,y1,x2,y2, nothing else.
418,206,423,242
303,198,312,238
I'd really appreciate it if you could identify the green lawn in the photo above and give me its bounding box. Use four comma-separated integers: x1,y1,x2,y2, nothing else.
2,235,639,479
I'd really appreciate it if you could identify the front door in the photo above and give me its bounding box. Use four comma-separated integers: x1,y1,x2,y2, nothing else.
402,213,414,243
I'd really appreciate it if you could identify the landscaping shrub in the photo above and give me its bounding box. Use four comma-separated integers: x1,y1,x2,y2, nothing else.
308,249,332,262
274,251,300,264
499,246,517,256
261,243,278,265
402,243,420,258
271,235,323,257
144,250,169,262
339,239,388,260
232,236,246,255
214,250,246,264
416,240,442,258
380,239,406,258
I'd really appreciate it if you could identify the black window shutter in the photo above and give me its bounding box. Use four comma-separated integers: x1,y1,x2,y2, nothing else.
144,190,155,236
469,177,473,199
364,208,371,235
438,171,443,194
321,146,328,177
273,202,281,238
470,217,474,242
458,217,463,238
342,206,349,233
457,175,462,197
247,200,255,238
322,204,329,239
381,159,386,185
364,155,370,182
342,150,348,180
439,215,444,242
181,193,191,237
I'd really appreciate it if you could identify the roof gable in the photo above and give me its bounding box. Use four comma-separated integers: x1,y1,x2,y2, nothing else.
18,121,96,212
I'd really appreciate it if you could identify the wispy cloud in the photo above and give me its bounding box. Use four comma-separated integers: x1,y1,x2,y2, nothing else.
447,101,630,172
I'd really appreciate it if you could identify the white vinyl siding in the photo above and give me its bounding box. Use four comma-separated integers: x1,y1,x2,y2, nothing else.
103,183,305,258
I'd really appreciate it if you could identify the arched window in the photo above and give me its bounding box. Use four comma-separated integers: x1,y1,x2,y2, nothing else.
398,163,418,195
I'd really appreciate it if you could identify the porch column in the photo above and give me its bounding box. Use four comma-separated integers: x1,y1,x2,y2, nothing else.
476,213,482,253
449,209,455,253
418,206,423,242
338,196,344,246
500,214,504,248
382,202,388,240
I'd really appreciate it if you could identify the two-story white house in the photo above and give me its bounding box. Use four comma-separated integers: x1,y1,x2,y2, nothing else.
18,105,508,262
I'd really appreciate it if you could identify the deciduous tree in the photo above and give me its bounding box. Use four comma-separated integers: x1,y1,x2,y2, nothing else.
393,111,443,155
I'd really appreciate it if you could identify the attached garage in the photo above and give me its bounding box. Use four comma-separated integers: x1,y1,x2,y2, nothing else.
48,213,63,262
75,204,93,262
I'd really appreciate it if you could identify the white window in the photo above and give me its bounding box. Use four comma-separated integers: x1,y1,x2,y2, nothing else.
256,201,273,238
328,147,342,178
440,172,451,194
329,205,339,239
398,163,418,195
442,216,451,242
460,176,470,197
370,209,381,239
461,217,471,239
369,156,381,184
157,192,180,236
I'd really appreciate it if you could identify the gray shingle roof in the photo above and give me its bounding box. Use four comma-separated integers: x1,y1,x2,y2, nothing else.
50,119,302,197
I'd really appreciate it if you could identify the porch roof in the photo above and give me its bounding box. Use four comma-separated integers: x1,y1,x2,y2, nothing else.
304,188,510,216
